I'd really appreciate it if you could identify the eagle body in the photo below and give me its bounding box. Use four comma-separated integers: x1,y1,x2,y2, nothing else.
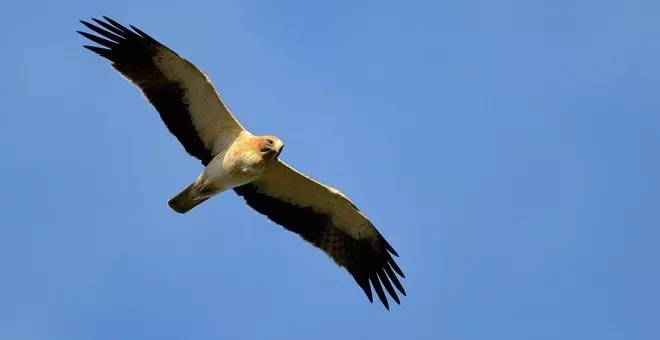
79,16,407,309
170,131,284,213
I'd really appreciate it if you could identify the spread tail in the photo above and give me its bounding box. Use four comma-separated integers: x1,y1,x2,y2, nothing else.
168,183,211,214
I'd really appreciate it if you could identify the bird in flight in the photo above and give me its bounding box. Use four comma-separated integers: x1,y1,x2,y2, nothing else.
78,16,406,309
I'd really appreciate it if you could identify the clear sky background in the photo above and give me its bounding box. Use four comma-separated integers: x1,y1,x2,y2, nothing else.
1,0,659,339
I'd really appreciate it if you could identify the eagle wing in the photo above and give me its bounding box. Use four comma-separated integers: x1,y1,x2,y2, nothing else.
234,161,406,309
78,17,244,165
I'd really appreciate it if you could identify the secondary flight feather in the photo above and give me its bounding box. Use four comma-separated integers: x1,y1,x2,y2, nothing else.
78,16,406,309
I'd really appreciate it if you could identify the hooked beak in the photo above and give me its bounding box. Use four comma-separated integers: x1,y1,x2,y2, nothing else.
277,144,284,156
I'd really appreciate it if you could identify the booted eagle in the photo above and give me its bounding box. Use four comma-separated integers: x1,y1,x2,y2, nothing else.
78,16,406,309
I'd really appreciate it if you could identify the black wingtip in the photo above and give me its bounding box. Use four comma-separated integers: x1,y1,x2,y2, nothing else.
377,269,400,305
385,241,399,257
370,276,390,310
102,16,131,33
129,24,160,45
356,278,374,303
82,45,106,54
88,17,130,38
78,31,118,48
387,256,405,278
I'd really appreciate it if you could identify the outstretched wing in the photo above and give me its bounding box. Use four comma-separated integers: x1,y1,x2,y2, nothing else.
234,161,406,309
78,16,244,165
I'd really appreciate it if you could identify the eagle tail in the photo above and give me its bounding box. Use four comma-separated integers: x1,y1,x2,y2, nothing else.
168,183,210,214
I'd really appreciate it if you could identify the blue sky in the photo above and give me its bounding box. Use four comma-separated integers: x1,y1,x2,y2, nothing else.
1,0,659,339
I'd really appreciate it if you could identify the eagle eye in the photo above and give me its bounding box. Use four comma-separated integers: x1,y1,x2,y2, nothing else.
266,139,274,146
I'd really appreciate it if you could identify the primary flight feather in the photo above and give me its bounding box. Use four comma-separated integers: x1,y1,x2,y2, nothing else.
78,16,406,309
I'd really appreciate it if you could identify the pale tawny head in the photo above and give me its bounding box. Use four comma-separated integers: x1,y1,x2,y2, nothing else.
254,135,284,159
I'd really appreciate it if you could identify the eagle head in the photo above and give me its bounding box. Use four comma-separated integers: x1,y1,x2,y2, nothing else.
256,135,285,158
241,135,284,171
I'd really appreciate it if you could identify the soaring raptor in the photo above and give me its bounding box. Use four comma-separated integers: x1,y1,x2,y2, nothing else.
78,16,406,309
